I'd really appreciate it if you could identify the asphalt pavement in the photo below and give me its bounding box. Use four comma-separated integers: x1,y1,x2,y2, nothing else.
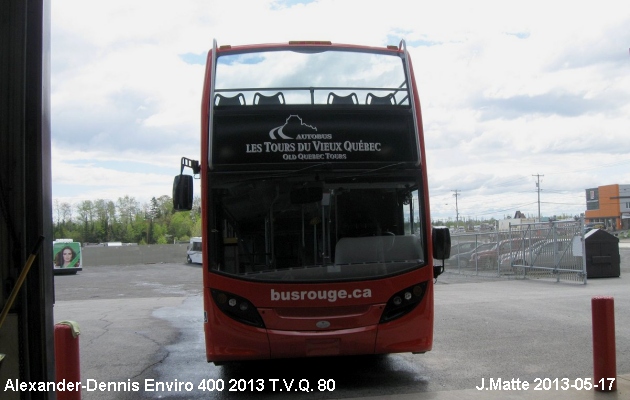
51,246,630,399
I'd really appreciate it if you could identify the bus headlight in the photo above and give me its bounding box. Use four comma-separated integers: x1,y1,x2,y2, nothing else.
379,282,428,323
211,289,265,328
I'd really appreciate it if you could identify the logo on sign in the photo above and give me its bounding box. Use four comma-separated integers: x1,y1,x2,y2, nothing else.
245,114,381,161
269,115,322,140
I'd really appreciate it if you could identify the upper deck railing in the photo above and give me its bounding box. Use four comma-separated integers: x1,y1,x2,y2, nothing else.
211,41,412,106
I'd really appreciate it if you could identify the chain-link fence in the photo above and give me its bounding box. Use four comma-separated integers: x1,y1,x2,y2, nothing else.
444,220,586,284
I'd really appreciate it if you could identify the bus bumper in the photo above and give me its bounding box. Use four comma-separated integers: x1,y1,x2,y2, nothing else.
268,326,377,358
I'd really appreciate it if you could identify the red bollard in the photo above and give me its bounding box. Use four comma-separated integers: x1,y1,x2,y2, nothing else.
591,296,616,392
55,321,82,400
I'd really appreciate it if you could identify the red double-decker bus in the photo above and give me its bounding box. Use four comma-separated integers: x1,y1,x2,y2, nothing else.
173,40,450,364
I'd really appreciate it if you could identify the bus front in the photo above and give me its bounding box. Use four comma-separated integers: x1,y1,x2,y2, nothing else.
175,40,447,364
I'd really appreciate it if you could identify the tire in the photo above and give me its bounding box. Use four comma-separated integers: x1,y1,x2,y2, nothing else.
187,255,192,264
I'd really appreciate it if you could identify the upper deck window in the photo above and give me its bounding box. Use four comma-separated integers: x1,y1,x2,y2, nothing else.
214,49,410,106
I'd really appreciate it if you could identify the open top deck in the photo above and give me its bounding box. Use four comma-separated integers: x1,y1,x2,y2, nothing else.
207,40,422,171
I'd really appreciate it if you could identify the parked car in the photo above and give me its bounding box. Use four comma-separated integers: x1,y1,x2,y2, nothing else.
470,238,544,268
584,222,605,233
187,237,202,264
499,239,580,269
447,241,496,267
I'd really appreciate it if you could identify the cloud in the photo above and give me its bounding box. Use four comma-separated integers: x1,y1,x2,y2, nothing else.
50,0,630,220
474,91,616,119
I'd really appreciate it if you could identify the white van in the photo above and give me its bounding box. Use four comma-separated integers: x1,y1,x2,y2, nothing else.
187,237,202,264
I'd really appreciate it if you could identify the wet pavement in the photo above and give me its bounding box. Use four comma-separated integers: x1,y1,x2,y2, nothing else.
52,249,630,399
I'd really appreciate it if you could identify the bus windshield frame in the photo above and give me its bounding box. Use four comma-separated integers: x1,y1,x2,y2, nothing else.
204,41,428,284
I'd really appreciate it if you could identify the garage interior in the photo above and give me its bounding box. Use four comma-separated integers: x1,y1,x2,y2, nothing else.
0,0,56,398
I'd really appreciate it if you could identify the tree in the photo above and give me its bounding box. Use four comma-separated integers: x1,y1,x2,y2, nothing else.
106,200,117,240
170,211,194,240
61,202,72,227
155,195,173,221
90,198,117,243
148,197,160,219
76,200,95,242
152,222,168,244
53,200,73,239
189,196,202,237
52,193,200,244
116,195,139,226
142,200,155,244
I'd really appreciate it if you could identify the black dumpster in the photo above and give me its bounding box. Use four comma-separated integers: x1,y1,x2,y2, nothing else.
584,229,620,278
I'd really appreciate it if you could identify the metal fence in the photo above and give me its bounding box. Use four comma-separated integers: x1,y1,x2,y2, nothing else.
444,220,586,284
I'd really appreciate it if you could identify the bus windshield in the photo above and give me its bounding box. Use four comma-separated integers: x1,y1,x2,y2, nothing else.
207,44,426,283
211,170,424,282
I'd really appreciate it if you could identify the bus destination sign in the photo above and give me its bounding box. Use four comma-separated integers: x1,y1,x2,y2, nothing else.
213,110,418,165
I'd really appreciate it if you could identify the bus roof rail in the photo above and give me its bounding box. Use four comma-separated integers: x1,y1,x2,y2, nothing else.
289,41,332,45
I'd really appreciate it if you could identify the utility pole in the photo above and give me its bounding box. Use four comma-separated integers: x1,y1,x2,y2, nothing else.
452,190,460,227
533,174,544,221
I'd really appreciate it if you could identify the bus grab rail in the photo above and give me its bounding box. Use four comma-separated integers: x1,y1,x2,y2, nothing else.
215,86,408,93
215,85,410,106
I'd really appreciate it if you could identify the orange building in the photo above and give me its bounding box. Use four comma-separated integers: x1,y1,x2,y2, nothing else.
585,184,630,231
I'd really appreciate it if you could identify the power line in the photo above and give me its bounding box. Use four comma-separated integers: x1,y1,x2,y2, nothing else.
469,202,539,217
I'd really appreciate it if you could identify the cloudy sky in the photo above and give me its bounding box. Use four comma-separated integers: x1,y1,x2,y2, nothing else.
51,0,630,222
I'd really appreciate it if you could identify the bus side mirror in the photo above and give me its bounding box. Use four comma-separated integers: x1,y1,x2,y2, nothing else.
432,227,451,277
173,174,193,211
